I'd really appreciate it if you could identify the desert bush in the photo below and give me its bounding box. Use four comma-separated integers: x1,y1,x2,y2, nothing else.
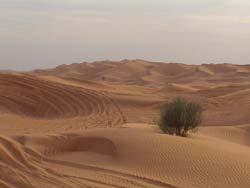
159,97,202,137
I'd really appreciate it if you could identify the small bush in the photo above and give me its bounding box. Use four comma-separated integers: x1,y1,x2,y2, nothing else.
159,97,202,137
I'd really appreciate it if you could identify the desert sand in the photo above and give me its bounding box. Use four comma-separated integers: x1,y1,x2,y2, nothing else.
1,60,250,188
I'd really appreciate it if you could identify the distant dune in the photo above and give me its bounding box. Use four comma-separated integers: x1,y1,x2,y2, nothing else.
1,60,250,187
32,60,250,87
31,60,250,126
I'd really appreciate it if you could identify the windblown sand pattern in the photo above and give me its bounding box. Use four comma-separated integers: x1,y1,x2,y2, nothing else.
1,60,250,188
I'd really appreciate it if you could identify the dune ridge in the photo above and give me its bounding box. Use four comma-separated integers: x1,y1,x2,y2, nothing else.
32,60,250,87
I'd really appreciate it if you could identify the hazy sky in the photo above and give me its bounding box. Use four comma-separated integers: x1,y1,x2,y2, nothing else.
0,0,250,70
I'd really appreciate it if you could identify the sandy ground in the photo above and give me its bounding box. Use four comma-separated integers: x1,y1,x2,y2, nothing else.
1,60,250,188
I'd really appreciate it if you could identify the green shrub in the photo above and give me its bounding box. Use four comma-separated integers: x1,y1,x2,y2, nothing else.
159,97,202,137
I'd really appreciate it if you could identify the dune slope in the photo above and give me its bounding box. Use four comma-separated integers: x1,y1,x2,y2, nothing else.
1,125,250,188
0,74,123,119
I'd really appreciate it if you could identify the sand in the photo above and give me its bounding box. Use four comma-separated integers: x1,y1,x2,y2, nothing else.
1,60,250,188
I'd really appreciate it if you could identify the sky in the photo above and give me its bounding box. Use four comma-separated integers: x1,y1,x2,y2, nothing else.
0,0,250,71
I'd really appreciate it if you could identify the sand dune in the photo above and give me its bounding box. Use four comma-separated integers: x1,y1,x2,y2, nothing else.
31,61,250,126
0,73,127,132
3,61,250,127
0,73,123,119
33,60,250,86
1,125,250,188
1,61,250,187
